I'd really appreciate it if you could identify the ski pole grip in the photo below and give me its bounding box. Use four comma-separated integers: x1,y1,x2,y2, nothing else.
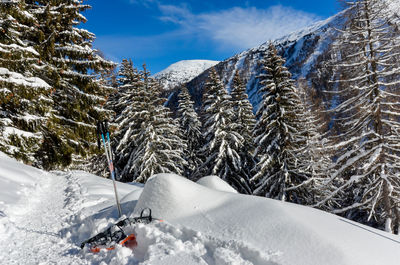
96,122,101,150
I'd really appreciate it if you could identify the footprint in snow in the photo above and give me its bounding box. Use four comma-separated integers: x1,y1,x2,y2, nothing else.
130,221,282,265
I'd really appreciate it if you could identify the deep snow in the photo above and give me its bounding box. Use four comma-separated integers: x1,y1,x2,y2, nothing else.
1,153,400,265
154,60,219,90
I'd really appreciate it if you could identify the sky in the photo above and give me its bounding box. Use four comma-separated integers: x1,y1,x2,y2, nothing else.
83,0,341,74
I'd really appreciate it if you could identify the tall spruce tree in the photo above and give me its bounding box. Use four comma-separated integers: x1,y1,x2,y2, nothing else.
177,86,203,179
318,0,400,233
229,71,256,194
0,0,53,165
200,68,245,191
110,59,141,121
26,0,115,169
112,62,145,181
252,44,310,202
115,65,187,183
295,81,332,205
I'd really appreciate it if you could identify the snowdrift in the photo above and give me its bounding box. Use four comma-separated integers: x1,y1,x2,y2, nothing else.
196,175,238,193
0,152,44,218
1,153,400,265
135,173,400,265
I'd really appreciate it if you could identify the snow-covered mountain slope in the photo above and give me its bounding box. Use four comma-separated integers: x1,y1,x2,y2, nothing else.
154,60,219,90
1,153,399,264
179,11,350,111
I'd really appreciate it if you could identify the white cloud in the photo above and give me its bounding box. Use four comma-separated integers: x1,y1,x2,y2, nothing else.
158,5,321,50
129,0,156,7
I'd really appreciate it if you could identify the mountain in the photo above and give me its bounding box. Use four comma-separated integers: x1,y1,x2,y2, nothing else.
154,60,219,90
172,3,400,112
177,10,349,112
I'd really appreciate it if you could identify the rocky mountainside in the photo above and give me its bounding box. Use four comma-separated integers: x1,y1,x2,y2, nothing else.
161,10,349,112
154,60,219,90
164,2,400,113
179,10,349,112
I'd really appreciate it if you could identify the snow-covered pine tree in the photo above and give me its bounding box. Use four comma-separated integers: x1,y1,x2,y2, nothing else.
115,65,187,183
26,0,115,169
112,62,145,181
252,44,310,203
229,70,256,194
177,86,203,179
199,68,245,191
0,0,53,165
295,80,332,205
126,68,187,183
107,59,141,123
118,58,136,87
317,0,400,233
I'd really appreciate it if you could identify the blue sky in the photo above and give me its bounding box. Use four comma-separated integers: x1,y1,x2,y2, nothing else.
83,0,341,73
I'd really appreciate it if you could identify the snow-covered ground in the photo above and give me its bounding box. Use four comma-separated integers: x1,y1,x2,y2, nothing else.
154,60,219,90
1,153,399,265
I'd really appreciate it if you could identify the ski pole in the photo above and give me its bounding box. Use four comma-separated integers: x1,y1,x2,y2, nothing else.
105,122,123,218
98,121,122,218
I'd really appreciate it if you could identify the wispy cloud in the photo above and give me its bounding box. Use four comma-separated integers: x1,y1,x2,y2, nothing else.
129,0,155,5
97,2,321,71
158,4,321,50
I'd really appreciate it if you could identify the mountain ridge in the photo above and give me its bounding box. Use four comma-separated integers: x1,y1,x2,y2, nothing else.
159,9,349,112
154,60,219,90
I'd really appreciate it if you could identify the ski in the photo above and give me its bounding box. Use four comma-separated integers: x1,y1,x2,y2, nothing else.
80,208,162,253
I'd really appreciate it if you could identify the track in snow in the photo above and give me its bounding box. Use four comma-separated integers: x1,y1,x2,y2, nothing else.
0,171,87,265
0,170,279,265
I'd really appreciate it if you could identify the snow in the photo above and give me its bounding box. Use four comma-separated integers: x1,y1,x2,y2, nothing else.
0,67,50,88
135,174,400,265
196,175,238,193
0,152,43,216
154,60,219,90
0,43,39,56
2,126,41,139
0,154,400,264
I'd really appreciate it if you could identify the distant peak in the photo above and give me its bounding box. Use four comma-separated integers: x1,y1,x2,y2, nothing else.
154,60,219,90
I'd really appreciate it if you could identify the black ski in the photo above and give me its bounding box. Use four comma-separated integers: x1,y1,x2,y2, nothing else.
81,208,160,252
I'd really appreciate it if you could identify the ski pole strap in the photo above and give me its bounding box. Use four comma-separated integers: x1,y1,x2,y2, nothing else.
104,120,109,134
96,121,102,150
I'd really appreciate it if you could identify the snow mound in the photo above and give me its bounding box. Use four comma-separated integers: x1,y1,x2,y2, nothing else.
196,175,237,193
2,155,400,265
0,152,44,217
154,60,219,90
134,173,400,265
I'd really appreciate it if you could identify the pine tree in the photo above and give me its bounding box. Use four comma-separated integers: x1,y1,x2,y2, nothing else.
200,68,244,191
252,44,309,202
115,65,187,183
112,59,141,120
0,0,53,165
112,63,145,181
318,0,400,233
118,58,136,86
177,86,203,179
296,81,332,205
26,0,115,169
229,71,256,194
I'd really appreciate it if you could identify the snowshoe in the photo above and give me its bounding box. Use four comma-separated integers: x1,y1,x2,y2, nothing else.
80,208,160,252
